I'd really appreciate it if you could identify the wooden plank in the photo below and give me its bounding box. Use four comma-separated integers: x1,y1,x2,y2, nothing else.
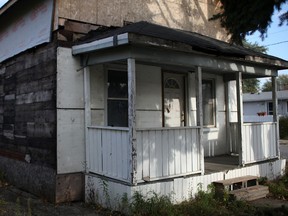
142,131,150,180
236,72,244,166
214,175,258,185
168,130,175,176
136,131,143,181
155,130,162,178
175,129,181,175
180,129,187,173
149,130,156,178
195,66,204,174
128,58,137,184
186,128,192,172
84,66,91,174
272,76,280,159
162,130,169,176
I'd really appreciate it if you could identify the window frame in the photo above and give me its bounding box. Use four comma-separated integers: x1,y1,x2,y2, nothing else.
106,68,129,127
202,79,216,127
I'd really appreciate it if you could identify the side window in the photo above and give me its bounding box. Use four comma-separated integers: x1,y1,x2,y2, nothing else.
267,102,273,115
107,70,128,127
202,79,215,127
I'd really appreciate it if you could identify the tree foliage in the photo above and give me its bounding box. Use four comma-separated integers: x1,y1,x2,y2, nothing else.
241,40,266,93
210,0,288,45
262,75,288,92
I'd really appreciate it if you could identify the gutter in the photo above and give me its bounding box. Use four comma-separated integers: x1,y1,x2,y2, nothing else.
72,33,129,55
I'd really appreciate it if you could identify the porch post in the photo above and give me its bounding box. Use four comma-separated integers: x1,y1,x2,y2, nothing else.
196,66,204,175
225,81,231,154
84,66,91,173
236,72,244,166
272,76,280,158
127,58,137,185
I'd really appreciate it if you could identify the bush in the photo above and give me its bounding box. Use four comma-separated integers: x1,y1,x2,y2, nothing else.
279,116,288,139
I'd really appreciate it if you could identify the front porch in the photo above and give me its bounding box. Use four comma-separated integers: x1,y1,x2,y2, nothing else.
70,22,288,206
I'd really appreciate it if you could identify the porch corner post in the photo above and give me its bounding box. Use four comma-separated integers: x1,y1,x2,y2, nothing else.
128,58,137,185
236,72,244,166
225,81,231,154
196,66,204,175
272,76,280,158
84,66,91,173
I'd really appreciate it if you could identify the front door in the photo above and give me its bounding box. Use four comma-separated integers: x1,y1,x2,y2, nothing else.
163,73,186,127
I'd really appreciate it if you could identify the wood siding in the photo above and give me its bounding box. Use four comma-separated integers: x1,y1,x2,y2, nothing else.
136,127,201,181
56,0,227,41
87,126,201,183
87,126,130,182
0,42,57,168
230,122,277,164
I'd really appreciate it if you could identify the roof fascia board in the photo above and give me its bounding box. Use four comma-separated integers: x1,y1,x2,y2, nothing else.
0,0,19,16
84,44,277,77
72,33,129,55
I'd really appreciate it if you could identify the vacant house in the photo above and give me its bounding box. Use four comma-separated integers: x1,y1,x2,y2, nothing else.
243,90,288,122
0,0,287,205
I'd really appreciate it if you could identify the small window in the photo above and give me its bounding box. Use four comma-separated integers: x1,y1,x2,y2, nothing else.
107,70,128,127
267,102,273,115
202,79,215,127
165,78,180,89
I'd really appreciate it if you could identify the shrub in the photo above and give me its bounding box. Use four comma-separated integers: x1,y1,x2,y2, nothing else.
279,116,288,139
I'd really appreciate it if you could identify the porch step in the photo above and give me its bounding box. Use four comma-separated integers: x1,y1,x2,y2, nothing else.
230,185,269,201
213,175,268,201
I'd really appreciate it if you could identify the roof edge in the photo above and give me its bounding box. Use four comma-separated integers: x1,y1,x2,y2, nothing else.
0,0,19,16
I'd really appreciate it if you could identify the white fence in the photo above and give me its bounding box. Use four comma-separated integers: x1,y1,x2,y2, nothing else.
87,126,202,183
230,122,277,165
136,127,201,181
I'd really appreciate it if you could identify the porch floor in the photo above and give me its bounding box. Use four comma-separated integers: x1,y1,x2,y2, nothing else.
205,155,239,174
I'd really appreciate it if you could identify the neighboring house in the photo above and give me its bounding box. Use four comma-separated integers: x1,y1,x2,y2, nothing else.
0,0,288,206
243,91,288,122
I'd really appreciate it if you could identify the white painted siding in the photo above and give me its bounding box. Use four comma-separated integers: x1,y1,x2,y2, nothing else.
57,47,86,174
242,122,277,164
136,65,162,128
136,127,201,181
86,159,286,208
230,122,277,164
87,126,130,182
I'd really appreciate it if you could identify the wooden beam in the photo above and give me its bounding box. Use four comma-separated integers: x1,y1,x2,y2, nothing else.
236,72,244,166
195,66,204,175
84,66,91,173
128,58,137,184
272,77,280,158
225,81,231,154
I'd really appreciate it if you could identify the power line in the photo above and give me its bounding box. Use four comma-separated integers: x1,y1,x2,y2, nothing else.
265,40,288,46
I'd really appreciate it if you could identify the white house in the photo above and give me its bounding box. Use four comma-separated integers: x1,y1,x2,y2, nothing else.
243,90,288,121
0,0,288,206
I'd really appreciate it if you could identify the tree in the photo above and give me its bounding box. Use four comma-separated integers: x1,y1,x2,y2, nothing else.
210,0,288,45
241,40,266,93
262,75,288,91
243,79,260,93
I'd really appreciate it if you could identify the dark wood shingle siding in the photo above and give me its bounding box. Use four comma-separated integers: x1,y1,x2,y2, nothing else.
0,42,57,168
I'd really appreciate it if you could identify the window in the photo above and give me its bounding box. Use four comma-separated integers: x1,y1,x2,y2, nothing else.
107,70,128,127
267,102,273,115
202,79,215,126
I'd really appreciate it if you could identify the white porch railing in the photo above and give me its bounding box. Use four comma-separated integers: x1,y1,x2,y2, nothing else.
87,126,130,182
87,126,202,183
136,127,202,181
230,122,277,165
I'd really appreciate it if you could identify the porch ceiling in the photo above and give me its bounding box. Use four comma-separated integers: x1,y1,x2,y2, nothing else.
72,22,288,78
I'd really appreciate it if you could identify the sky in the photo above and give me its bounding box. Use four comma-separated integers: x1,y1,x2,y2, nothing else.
0,0,287,76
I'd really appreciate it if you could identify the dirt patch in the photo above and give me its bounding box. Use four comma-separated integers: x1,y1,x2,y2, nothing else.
0,185,101,216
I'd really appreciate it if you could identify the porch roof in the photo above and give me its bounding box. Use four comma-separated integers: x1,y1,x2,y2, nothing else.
72,21,288,77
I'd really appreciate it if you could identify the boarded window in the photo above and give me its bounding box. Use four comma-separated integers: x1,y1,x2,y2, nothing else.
107,70,128,127
202,79,215,126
